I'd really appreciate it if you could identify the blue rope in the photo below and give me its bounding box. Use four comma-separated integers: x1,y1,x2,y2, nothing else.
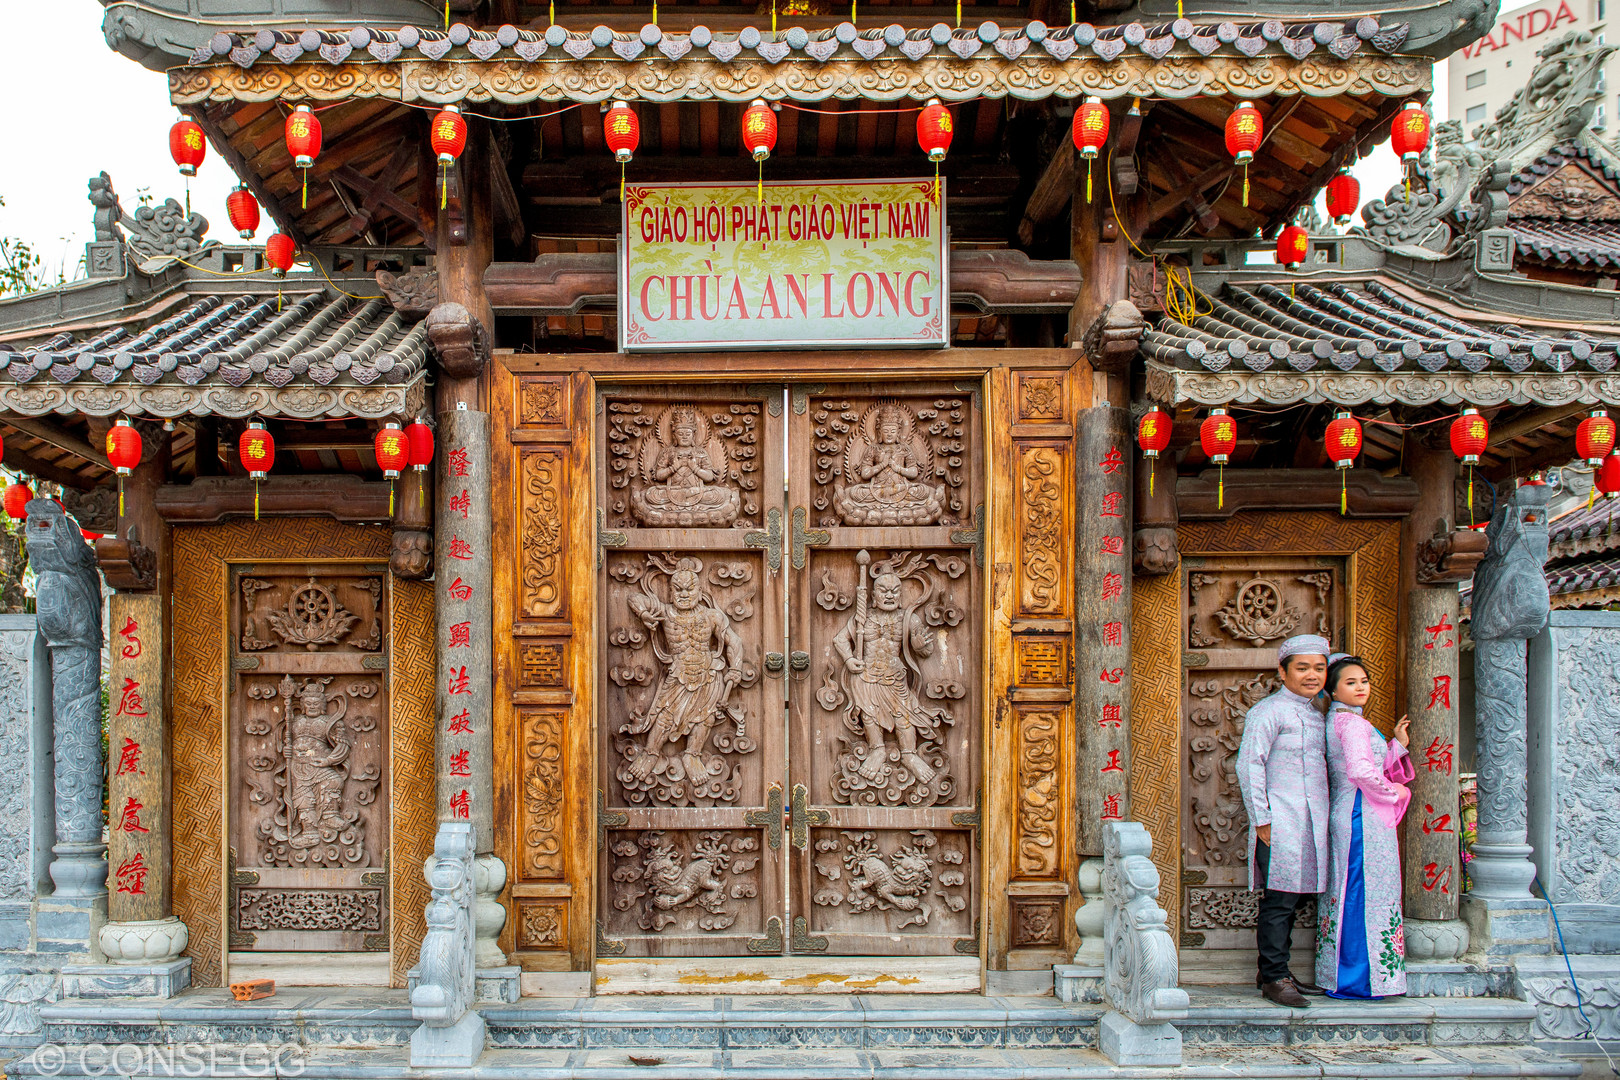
1532,876,1596,1037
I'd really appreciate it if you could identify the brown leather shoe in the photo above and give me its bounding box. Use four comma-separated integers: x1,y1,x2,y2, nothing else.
1262,980,1310,1008
1290,976,1326,996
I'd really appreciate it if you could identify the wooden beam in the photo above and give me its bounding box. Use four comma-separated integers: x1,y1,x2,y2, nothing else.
1,443,100,491
1,416,110,469
345,138,415,240
489,129,527,249
154,475,391,523
332,164,434,240
1486,403,1588,448
1143,163,1232,230
1017,140,1075,248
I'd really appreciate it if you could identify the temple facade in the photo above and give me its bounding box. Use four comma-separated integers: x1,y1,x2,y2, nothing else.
0,0,1616,1073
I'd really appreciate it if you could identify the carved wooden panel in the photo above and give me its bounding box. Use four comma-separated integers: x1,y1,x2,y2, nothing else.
517,641,567,688
229,565,390,953
520,708,566,880
1014,373,1066,424
519,376,571,427
517,899,570,949
1179,555,1344,950
1014,707,1062,880
171,522,388,987
1010,897,1064,947
1013,636,1071,687
597,386,785,957
388,578,435,987
1016,445,1069,617
520,449,567,620
790,381,982,957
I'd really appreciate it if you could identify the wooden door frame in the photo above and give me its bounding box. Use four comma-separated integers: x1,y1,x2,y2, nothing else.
1128,512,1402,948
494,349,1088,981
169,520,431,988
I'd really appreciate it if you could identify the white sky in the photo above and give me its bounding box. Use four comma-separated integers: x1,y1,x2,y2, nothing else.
0,3,1524,267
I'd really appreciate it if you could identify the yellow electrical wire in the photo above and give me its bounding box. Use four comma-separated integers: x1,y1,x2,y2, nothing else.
1104,144,1212,326
310,255,385,300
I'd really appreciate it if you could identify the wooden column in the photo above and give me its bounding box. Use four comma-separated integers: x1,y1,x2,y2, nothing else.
1075,406,1133,856
434,119,495,413
106,593,167,922
1400,440,1469,960
435,406,495,848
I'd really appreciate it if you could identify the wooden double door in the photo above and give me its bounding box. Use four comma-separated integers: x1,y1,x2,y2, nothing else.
597,381,983,958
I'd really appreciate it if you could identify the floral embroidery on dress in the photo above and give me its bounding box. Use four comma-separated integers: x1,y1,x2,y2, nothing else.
1378,910,1405,978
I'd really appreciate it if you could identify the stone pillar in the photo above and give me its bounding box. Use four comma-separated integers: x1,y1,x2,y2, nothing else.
1400,442,1469,964
434,405,510,979
27,501,106,906
1462,479,1553,960
0,616,53,948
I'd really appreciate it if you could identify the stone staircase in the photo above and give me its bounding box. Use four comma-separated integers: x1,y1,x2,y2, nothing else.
2,986,1579,1078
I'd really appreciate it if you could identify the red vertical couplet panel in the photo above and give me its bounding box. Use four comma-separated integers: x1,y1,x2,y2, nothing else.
1075,407,1133,855
436,408,495,851
107,593,167,919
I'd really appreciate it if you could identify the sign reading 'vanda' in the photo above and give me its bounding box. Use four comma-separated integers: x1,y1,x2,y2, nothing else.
619,179,947,351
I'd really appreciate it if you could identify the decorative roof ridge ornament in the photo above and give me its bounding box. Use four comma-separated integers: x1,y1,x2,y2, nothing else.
86,170,212,273
1471,30,1617,170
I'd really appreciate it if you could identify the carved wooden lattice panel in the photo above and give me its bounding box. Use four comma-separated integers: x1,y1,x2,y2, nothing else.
1180,557,1343,951
598,387,785,956
228,564,390,952
789,383,981,956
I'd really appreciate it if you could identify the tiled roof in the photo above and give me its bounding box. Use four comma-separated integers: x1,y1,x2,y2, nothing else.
1549,496,1620,559
188,16,1411,70
1547,553,1620,605
1511,220,1620,270
1505,142,1620,200
0,289,428,420
1141,279,1620,376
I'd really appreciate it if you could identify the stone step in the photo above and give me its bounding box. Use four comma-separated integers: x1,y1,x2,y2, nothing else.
1,1042,1583,1078
1175,987,1541,1049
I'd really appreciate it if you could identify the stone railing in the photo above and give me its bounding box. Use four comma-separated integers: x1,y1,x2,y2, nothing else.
410,822,483,1068
1099,821,1188,1067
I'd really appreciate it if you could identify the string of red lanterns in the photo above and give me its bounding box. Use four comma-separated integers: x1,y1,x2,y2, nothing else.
1072,97,1110,205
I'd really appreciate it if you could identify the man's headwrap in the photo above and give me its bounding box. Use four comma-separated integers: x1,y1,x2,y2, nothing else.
1277,634,1331,663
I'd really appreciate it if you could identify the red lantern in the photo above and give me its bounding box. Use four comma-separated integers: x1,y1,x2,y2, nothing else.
265,233,296,278
284,104,323,209
239,421,275,520
80,528,102,542
1451,407,1489,525
1325,170,1359,225
1276,225,1309,269
1071,97,1110,204
169,118,207,177
1576,409,1616,467
917,98,953,202
1324,411,1362,515
1225,100,1263,208
1201,408,1239,509
105,418,143,520
3,481,31,521
1138,407,1171,496
406,420,434,473
1597,452,1620,500
603,100,640,200
742,100,778,208
226,185,260,240
430,104,469,210
1391,101,1430,201
375,421,409,516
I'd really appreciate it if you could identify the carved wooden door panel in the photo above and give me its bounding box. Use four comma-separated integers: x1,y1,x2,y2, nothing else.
227,564,390,952
597,387,787,956
1179,556,1345,951
787,383,982,956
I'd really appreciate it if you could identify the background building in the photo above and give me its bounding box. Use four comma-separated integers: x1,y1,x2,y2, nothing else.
1450,0,1620,134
